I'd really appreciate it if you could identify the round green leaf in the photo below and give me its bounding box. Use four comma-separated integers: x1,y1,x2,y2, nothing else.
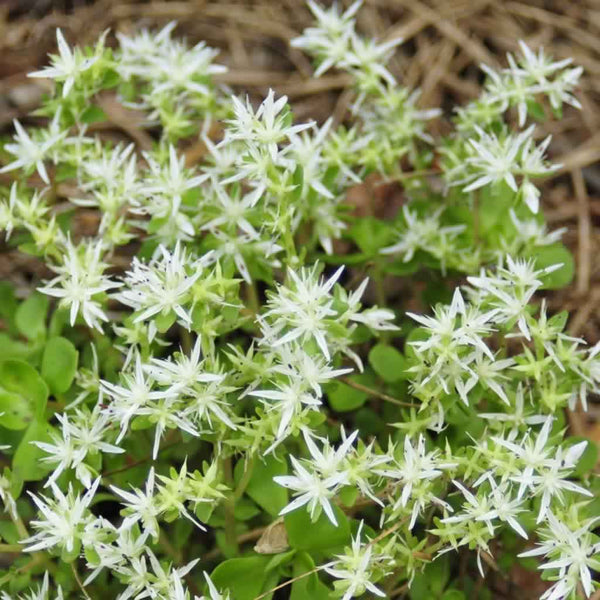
235,455,288,517
326,380,367,412
338,485,359,507
12,420,54,481
284,505,351,551
347,217,395,255
80,105,107,124
290,551,331,600
382,258,419,277
154,311,176,332
15,293,48,340
409,554,451,599
0,333,31,362
368,343,407,382
0,283,17,328
233,498,261,521
211,556,270,600
0,390,34,430
41,337,79,395
531,244,574,290
0,360,48,428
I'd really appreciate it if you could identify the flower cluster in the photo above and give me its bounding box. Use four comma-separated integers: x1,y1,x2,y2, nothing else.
0,3,595,600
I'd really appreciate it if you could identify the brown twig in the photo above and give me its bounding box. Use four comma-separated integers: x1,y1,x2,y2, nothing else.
572,169,592,295
340,377,416,408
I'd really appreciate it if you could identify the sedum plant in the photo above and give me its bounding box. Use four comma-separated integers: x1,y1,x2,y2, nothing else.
0,2,597,599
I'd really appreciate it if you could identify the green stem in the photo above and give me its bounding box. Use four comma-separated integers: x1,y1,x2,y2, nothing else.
373,266,387,308
11,509,29,540
473,192,480,244
281,201,298,264
159,530,183,563
0,543,22,553
180,327,192,355
245,282,260,317
222,456,238,554
234,454,256,501
71,563,92,600
0,552,52,587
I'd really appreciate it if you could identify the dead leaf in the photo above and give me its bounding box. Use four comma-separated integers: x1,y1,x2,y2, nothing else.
253,518,289,555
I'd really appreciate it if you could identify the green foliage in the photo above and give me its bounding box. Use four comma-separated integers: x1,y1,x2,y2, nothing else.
532,244,574,289
326,377,369,412
41,337,78,395
235,455,288,516
369,343,408,382
13,419,54,482
285,505,351,551
15,292,49,341
409,555,450,599
290,551,331,600
211,556,272,600
0,6,593,600
0,360,48,429
346,217,395,256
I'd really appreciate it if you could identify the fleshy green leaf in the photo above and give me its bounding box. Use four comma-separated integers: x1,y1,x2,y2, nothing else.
211,556,271,600
12,420,54,482
80,105,107,124
0,333,30,362
284,505,351,551
410,554,451,599
290,551,331,600
531,244,574,290
0,360,48,428
0,283,17,330
41,337,79,395
346,216,395,255
15,293,48,340
368,343,407,382
326,379,367,412
233,498,261,521
0,390,34,430
338,485,359,507
235,455,288,517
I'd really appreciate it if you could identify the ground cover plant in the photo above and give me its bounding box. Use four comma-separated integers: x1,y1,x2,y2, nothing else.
0,1,598,598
